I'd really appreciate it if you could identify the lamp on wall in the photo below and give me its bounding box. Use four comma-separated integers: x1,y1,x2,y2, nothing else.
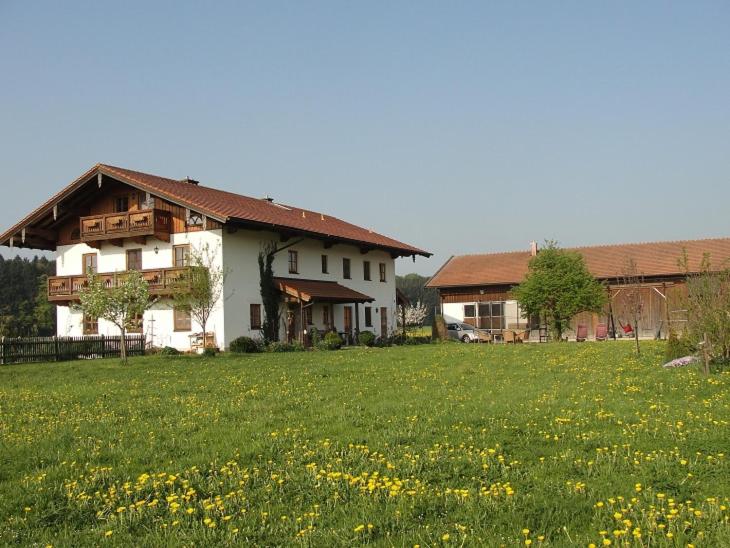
154,246,159,255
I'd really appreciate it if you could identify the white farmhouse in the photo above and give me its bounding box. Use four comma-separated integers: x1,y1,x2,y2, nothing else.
0,164,430,349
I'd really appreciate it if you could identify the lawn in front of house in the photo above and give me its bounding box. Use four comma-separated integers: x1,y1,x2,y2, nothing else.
1,342,728,546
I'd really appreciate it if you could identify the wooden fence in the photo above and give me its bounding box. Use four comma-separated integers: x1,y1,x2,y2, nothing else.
0,335,146,365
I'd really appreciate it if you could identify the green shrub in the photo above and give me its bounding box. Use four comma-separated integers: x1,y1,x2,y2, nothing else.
358,331,376,347
665,331,695,362
267,341,306,353
310,327,321,347
202,347,217,357
229,336,261,354
432,315,448,341
318,332,342,350
160,346,180,356
404,335,432,345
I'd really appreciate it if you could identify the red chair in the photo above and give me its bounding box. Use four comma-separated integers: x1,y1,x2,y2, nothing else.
595,323,608,341
576,324,588,342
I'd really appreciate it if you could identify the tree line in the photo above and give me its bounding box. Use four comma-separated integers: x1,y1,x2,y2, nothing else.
0,255,56,337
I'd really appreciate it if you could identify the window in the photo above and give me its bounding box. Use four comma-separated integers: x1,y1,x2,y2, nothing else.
478,301,506,331
173,244,190,267
365,307,372,327
288,250,299,274
126,249,142,271
82,253,97,274
363,261,371,281
83,314,98,335
343,258,351,279
379,263,387,282
304,306,312,326
187,213,203,227
114,196,129,213
250,304,262,330
323,306,330,327
174,307,192,331
321,254,328,274
128,313,143,333
464,304,476,319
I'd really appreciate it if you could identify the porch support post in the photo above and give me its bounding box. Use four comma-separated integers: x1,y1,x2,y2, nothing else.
402,304,406,338
300,300,304,344
355,302,360,342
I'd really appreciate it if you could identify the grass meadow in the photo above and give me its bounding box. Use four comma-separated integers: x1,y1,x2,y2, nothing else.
1,342,729,547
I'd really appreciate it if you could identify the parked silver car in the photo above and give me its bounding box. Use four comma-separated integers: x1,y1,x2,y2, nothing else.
446,322,480,343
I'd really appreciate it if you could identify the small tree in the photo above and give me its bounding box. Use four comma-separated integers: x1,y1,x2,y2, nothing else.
680,251,730,364
172,243,227,348
398,301,428,333
258,242,281,343
617,258,644,356
511,241,607,340
79,270,151,364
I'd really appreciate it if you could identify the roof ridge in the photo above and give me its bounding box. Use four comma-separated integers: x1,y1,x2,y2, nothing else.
568,236,730,251
1,163,430,257
449,236,730,260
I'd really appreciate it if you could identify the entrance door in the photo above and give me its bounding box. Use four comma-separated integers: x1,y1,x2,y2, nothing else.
344,306,353,338
380,307,388,338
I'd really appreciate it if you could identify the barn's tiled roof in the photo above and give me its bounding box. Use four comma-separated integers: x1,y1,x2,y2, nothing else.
427,238,730,288
0,164,429,257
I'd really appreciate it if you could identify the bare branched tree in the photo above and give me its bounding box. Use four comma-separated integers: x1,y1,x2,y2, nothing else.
172,243,227,348
618,258,644,356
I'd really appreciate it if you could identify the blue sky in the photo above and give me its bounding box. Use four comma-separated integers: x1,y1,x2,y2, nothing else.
1,1,729,275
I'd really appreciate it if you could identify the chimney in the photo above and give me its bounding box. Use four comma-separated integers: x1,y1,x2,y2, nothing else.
182,177,199,186
262,195,274,202
530,241,538,256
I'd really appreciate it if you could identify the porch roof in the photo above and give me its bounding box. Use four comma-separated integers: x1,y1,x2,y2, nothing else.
274,277,374,303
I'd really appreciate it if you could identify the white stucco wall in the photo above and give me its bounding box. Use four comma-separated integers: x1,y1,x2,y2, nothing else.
222,229,399,345
55,230,225,350
54,227,400,350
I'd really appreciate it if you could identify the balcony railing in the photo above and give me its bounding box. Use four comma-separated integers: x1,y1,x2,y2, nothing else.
47,267,190,302
79,209,172,243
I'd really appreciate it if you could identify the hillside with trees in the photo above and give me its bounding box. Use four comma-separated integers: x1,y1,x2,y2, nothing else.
0,255,56,337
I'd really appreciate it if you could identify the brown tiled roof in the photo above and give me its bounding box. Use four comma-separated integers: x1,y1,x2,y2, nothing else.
274,277,374,303
0,164,429,257
427,238,730,288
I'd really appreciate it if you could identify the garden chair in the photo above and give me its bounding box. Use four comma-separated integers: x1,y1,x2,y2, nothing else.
595,323,608,341
576,324,588,342
503,330,516,344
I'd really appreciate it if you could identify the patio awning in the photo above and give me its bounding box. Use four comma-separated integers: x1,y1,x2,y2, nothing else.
274,277,374,303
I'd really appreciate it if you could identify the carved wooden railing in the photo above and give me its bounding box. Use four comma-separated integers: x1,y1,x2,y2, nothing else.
47,266,190,301
79,209,171,241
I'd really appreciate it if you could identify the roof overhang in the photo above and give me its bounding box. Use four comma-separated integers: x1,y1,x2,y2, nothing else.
274,277,374,303
229,217,431,259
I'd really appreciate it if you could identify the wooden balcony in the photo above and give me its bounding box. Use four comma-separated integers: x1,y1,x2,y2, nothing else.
79,209,171,244
47,267,190,303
